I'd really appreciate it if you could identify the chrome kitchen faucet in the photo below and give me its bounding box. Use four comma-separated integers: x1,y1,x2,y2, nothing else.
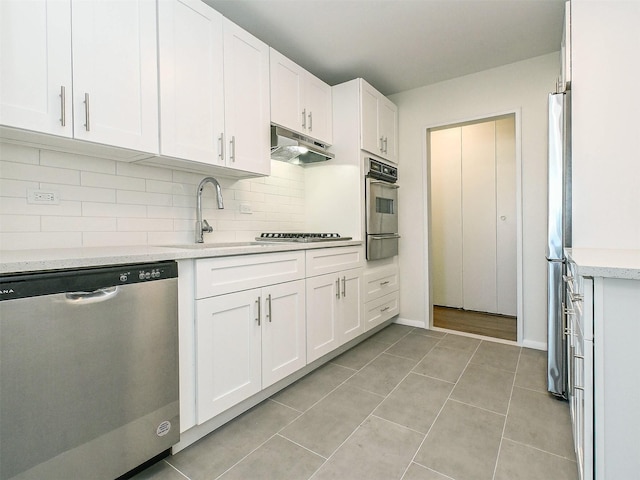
195,177,224,243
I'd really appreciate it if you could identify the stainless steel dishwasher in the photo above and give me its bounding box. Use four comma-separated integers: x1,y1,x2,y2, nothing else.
0,261,179,480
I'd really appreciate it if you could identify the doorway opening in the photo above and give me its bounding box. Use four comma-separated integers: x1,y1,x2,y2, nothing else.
427,113,520,342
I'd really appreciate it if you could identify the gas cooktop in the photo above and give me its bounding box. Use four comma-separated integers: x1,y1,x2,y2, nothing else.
256,233,352,243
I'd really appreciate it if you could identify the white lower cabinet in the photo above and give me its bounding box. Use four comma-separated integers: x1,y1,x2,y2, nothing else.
364,263,400,330
196,288,262,424
194,252,305,424
567,252,640,480
306,268,364,363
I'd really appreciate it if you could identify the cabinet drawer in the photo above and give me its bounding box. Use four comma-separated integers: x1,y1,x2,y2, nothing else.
305,246,364,277
365,290,399,331
196,252,305,299
364,265,399,303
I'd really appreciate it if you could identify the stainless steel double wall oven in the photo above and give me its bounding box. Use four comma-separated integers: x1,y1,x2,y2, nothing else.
365,158,400,260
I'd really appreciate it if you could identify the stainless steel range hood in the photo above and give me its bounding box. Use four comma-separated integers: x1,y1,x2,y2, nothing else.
270,125,334,164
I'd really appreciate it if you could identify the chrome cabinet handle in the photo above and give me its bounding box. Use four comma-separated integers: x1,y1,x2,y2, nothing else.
230,136,236,162
302,108,307,129
342,276,346,297
84,93,90,131
60,86,66,126
308,111,313,131
218,133,225,162
379,136,384,152
267,294,272,322
256,296,261,325
383,136,388,153
380,306,390,312
370,234,401,240
380,280,390,286
336,278,340,299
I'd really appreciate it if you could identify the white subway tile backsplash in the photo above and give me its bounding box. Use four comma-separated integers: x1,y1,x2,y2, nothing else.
0,145,306,250
40,150,116,174
116,190,172,207
0,161,81,185
116,161,173,181
0,178,38,197
82,231,148,247
82,202,147,218
0,143,40,164
0,215,40,232
81,171,146,191
0,232,82,250
41,216,116,232
0,197,82,217
117,217,173,232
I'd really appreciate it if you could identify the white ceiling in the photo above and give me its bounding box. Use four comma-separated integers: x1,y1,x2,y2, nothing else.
203,0,566,96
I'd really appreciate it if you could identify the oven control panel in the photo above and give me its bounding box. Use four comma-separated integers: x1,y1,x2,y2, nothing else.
367,158,397,183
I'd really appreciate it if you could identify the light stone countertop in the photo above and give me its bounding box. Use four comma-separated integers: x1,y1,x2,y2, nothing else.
0,240,364,275
565,248,640,280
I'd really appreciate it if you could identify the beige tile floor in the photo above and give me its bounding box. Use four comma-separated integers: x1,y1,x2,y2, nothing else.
134,325,578,480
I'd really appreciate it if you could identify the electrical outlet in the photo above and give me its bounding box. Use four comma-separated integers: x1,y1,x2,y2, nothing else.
27,189,60,205
239,203,252,214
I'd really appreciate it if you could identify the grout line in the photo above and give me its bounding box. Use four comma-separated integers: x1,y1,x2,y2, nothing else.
500,437,579,463
274,433,328,460
162,460,191,480
491,346,521,480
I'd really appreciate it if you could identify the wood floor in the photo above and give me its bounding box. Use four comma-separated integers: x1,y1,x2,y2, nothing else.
433,305,517,341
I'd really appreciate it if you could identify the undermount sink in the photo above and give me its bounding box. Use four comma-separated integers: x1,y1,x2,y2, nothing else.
160,241,271,249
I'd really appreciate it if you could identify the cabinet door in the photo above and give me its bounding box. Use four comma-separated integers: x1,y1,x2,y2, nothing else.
379,97,398,163
337,268,364,344
305,74,333,144
223,19,270,176
0,0,72,136
158,0,224,164
270,48,305,135
262,280,306,387
306,273,340,363
360,80,381,156
196,289,261,424
71,0,158,153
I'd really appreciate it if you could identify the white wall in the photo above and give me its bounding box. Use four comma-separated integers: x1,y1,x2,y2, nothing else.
571,1,640,249
390,52,559,348
0,143,306,250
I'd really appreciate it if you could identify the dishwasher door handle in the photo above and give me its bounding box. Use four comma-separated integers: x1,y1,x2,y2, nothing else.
65,286,118,304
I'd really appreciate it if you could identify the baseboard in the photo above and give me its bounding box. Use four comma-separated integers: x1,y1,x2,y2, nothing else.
394,316,427,329
522,339,547,351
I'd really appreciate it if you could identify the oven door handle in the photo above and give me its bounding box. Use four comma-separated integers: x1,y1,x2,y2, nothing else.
369,234,401,240
369,181,399,189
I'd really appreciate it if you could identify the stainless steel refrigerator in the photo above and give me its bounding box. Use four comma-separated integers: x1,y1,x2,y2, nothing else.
546,91,571,398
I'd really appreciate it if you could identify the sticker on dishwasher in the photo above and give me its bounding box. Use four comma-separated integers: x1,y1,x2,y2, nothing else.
156,421,172,437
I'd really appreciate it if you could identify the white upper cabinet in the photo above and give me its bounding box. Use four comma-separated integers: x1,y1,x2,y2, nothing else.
360,79,398,163
1,0,159,155
158,0,224,164
156,1,270,176
0,0,72,137
270,48,332,145
223,19,271,176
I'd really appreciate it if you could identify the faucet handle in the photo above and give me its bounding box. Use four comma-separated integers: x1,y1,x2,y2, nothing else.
202,219,214,234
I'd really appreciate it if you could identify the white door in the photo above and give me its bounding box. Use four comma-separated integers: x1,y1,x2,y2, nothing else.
495,116,517,316
158,0,224,164
71,0,158,153
0,0,72,136
222,19,270,175
360,80,380,156
430,127,463,308
269,48,305,134
461,121,497,313
195,289,262,424
306,273,339,363
305,74,333,144
379,98,398,163
262,280,306,387
338,268,364,344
